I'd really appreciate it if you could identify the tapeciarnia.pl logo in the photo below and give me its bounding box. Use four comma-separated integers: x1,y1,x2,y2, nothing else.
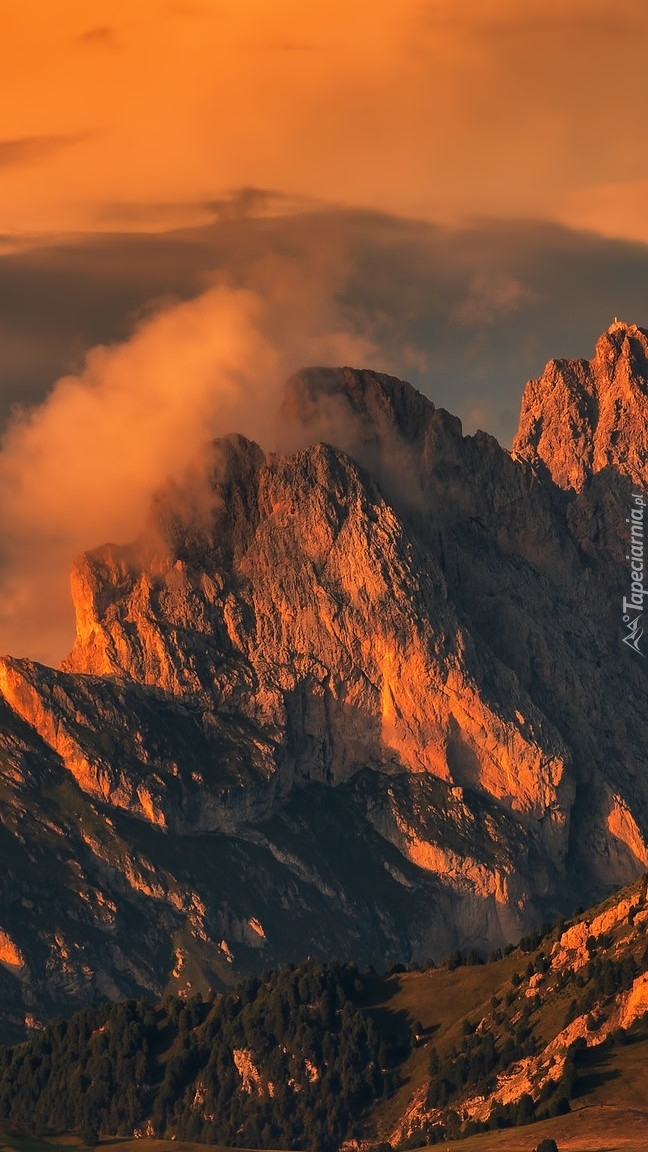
622,491,646,656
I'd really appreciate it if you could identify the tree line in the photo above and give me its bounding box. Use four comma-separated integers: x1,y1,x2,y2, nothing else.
0,959,405,1151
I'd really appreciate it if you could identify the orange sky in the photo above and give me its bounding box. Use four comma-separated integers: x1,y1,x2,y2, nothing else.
2,0,648,241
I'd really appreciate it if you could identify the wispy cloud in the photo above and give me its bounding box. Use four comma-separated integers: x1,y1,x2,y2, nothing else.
0,259,378,664
416,0,647,37
0,134,87,169
75,26,117,48
450,272,536,328
1,0,647,236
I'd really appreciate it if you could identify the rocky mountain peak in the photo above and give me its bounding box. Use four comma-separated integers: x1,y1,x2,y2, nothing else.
276,365,496,525
513,320,648,490
277,366,436,453
277,366,443,511
2,334,648,1037
594,317,648,368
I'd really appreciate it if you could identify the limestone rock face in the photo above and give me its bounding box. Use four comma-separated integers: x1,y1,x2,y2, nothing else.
1,333,648,1037
513,320,648,490
60,435,571,832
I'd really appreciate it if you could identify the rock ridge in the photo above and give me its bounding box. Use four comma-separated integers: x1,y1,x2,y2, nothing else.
0,334,647,1035
513,320,648,490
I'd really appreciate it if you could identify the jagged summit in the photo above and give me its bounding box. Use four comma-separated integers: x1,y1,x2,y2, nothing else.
276,366,457,510
1,330,648,1038
278,366,439,453
513,322,648,490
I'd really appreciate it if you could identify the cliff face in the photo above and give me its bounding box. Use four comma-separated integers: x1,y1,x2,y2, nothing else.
0,324,647,1038
513,320,648,490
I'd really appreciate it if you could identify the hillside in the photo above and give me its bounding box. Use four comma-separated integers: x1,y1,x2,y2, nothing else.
1,323,648,1034
3,878,648,1149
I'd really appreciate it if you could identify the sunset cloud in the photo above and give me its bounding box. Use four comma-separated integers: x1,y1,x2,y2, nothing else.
0,271,378,665
0,0,647,240
0,134,86,169
3,206,648,448
559,178,648,248
450,273,536,329
74,27,117,48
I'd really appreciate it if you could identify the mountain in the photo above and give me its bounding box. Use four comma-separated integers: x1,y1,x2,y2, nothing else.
1,321,647,1040
3,876,648,1150
513,319,648,489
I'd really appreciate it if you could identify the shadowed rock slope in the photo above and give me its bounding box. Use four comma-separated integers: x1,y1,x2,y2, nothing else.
0,322,647,1039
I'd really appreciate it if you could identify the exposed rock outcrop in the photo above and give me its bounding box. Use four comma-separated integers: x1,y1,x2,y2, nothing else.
0,328,647,1035
513,320,648,490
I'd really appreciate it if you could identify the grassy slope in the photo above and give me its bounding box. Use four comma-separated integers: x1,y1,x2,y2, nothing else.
366,957,523,1135
363,874,648,1149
